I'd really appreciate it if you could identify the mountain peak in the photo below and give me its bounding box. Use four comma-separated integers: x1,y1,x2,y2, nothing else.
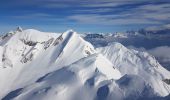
16,26,23,32
61,29,78,40
63,29,76,34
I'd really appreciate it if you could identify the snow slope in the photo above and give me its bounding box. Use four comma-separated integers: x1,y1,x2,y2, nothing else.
0,28,169,100
97,42,170,97
0,28,121,100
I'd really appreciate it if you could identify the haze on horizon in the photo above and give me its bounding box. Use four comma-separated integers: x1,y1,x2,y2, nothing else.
0,0,170,33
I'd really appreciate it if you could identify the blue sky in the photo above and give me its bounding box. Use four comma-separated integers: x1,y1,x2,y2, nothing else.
0,0,170,33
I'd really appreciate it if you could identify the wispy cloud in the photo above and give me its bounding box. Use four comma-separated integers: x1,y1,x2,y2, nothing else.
9,13,70,25
12,13,53,19
68,14,161,25
1,0,170,32
148,46,170,63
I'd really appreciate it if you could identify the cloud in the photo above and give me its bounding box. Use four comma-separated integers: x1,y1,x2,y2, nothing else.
1,0,170,30
8,13,71,26
148,46,170,59
147,46,170,70
41,0,146,8
136,3,170,11
12,13,53,19
68,14,162,25
133,3,170,21
63,1,170,26
145,24,170,31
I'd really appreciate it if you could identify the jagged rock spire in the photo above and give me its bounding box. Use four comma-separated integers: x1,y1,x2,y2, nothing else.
16,26,23,32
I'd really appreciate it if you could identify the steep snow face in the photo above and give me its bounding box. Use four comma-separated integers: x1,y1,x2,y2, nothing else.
0,29,121,99
3,54,121,100
0,29,59,68
97,42,170,96
0,29,60,97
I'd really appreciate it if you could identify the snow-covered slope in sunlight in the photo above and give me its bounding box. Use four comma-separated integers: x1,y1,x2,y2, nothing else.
6,54,121,100
0,28,170,100
97,42,170,97
0,28,122,100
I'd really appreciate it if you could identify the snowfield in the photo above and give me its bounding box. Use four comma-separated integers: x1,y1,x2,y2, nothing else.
0,28,170,100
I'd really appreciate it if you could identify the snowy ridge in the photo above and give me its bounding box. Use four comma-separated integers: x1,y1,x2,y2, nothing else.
97,42,170,97
0,28,169,100
0,28,121,100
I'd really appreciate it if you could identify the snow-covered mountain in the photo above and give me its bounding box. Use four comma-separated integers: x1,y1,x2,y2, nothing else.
84,27,170,73
97,43,170,97
0,28,170,100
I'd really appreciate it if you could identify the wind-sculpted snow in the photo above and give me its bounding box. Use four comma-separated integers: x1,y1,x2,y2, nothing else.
98,42,170,97
0,28,170,100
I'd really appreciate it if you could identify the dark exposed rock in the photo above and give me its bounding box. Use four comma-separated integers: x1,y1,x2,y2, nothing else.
85,50,91,55
20,39,37,46
85,34,104,39
2,53,5,62
21,53,34,63
16,26,23,32
2,33,14,39
53,35,63,46
163,79,170,85
44,38,54,49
